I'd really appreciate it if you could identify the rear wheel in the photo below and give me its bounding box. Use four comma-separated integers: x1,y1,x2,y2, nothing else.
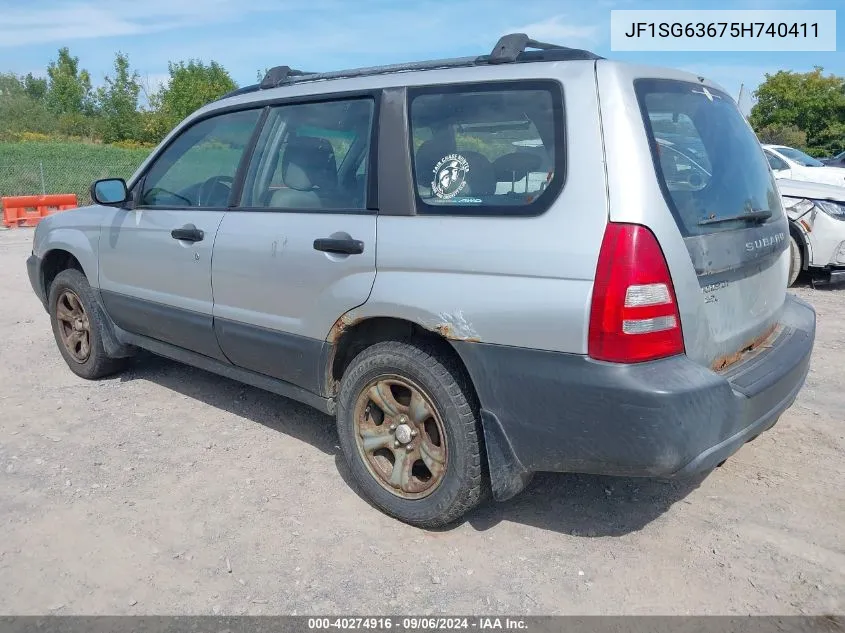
788,235,803,287
48,269,126,379
336,340,487,528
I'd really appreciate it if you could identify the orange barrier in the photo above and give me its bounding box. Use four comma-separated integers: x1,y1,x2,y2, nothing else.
1,194,78,228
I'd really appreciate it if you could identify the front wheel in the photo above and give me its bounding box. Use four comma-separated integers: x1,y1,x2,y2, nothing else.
336,340,487,528
48,269,126,380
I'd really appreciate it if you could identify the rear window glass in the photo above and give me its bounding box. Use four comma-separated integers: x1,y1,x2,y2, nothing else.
635,79,783,236
776,146,824,167
408,82,564,216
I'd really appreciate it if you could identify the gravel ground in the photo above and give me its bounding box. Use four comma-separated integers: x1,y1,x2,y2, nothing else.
0,227,843,616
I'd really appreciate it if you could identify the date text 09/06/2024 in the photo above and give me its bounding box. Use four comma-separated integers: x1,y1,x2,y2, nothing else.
307,617,528,630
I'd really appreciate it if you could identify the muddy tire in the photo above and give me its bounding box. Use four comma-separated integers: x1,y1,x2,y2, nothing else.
788,234,803,287
48,269,126,380
336,340,487,528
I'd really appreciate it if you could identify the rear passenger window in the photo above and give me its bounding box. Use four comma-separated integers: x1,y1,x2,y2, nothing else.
408,82,564,216
241,98,374,211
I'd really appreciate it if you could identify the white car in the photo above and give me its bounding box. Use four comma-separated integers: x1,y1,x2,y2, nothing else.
763,144,845,187
778,178,845,286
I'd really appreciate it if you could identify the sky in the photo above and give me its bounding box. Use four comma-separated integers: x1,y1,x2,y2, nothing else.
0,0,842,112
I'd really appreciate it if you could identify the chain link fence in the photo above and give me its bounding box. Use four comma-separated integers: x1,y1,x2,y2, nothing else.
0,141,151,206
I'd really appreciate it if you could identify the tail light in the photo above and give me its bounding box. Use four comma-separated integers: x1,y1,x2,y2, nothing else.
588,222,684,363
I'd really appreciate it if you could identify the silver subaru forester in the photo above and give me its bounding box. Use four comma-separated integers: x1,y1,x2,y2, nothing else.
26,34,816,527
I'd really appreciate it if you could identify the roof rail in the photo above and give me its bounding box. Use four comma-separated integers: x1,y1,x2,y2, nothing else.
216,83,261,101
247,33,601,93
259,65,318,89
488,33,564,64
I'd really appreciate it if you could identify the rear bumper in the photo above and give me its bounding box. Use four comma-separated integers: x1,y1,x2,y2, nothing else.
26,253,47,309
453,293,815,500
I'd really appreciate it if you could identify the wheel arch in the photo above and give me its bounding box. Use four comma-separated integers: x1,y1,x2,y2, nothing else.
41,249,85,299
325,314,477,403
36,225,99,295
324,312,531,503
788,219,811,271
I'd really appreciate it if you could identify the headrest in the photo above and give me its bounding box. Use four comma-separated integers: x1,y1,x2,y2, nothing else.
415,139,453,186
460,151,496,196
493,152,543,182
282,136,338,192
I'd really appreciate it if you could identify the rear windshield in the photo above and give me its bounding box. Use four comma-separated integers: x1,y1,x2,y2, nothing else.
776,146,824,167
635,79,783,236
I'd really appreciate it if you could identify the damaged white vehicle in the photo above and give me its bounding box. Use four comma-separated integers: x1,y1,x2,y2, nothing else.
779,178,845,286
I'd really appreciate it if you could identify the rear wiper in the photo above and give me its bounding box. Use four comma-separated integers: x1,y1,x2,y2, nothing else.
698,209,772,226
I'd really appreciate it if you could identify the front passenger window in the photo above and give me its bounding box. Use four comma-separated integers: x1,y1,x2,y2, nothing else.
140,109,261,208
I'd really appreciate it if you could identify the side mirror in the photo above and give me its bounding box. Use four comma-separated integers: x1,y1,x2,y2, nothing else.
91,178,129,206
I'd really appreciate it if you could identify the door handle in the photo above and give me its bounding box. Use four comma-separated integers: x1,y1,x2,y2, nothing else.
313,237,364,255
171,224,204,243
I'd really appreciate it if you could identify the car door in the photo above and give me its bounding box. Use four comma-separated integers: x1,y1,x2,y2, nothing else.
99,108,263,360
211,95,378,393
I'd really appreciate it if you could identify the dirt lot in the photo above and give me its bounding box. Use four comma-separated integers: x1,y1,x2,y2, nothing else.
0,227,843,616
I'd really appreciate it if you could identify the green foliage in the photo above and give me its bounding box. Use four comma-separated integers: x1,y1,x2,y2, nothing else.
23,73,48,101
754,124,808,149
96,52,142,143
810,120,845,157
0,92,54,138
154,60,238,129
0,72,24,96
0,72,52,139
455,133,516,162
749,67,845,156
135,110,172,145
0,48,246,201
1,47,240,150
46,47,93,115
57,112,96,138
0,140,150,203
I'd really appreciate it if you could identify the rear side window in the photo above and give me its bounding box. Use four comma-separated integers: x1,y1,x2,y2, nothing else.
408,82,564,216
635,79,782,236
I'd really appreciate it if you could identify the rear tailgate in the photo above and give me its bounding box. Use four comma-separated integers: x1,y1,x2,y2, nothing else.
633,78,789,369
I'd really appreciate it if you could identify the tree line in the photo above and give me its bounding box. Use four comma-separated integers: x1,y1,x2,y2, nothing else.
1,48,843,157
749,67,844,157
0,48,238,146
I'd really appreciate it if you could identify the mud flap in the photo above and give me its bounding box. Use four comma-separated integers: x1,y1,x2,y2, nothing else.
92,289,137,359
480,409,533,502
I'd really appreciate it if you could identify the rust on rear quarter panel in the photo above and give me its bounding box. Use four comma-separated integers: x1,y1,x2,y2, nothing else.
711,322,779,372
433,323,481,343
